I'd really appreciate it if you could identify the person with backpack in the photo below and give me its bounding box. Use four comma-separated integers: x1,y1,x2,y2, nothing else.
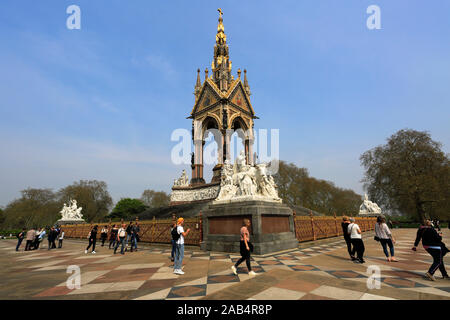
341,216,355,261
109,224,118,249
85,225,98,254
412,219,449,281
100,225,109,247
231,218,257,277
173,217,190,275
114,224,127,255
348,218,365,263
170,222,177,262
16,228,26,251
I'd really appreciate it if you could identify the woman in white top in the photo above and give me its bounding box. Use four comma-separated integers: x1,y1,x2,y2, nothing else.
375,216,397,262
347,218,365,263
58,229,65,248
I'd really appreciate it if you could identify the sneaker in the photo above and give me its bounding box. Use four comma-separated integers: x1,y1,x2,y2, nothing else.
350,256,357,261
84,250,87,254
442,275,449,280
92,251,96,254
231,266,237,275
177,270,185,275
425,272,436,281
249,271,257,276
173,269,179,274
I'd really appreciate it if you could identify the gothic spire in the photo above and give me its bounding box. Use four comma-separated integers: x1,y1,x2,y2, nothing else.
212,8,232,92
194,68,201,99
244,69,251,96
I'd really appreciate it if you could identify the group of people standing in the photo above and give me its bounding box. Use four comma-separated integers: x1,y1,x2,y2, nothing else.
84,221,141,255
16,226,65,252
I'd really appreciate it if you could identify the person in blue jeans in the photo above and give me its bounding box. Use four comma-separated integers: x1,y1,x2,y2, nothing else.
16,228,26,251
173,218,190,275
114,224,127,255
131,222,140,252
124,221,133,252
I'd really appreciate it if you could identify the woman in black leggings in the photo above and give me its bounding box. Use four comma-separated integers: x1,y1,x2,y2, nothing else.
231,219,257,277
85,225,98,254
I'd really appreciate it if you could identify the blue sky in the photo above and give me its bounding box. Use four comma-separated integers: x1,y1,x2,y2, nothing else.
0,1,449,207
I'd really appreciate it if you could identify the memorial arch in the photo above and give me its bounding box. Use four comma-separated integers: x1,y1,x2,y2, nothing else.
188,11,257,186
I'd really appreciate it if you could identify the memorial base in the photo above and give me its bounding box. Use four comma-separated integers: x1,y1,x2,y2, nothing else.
56,220,86,226
200,200,298,255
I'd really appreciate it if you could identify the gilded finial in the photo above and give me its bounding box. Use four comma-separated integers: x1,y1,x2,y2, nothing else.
205,68,209,80
237,68,241,78
218,8,223,19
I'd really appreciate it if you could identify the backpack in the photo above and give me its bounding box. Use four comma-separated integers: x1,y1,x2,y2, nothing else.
171,227,180,241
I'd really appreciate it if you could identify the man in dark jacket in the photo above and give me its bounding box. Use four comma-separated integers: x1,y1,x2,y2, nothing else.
16,228,26,251
412,220,449,281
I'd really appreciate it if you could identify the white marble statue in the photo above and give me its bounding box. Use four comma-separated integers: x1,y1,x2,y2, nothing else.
359,193,382,215
60,199,84,221
173,169,189,187
215,154,281,203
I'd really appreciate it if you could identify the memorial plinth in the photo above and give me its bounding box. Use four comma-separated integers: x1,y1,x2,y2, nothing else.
200,200,298,255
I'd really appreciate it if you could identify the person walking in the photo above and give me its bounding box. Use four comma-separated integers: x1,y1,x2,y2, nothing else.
124,221,133,252
16,228,26,251
231,218,257,277
85,225,98,254
374,216,398,262
342,216,356,261
48,227,57,250
173,217,190,275
412,219,449,281
170,222,177,262
114,224,127,255
348,218,365,263
25,227,36,251
100,225,108,247
131,222,140,252
109,224,118,249
58,228,65,248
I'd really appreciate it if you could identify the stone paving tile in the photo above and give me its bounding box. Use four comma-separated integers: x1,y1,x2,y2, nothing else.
250,287,306,300
1,229,449,300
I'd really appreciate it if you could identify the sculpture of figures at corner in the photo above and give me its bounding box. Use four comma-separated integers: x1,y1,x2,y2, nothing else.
60,199,84,221
215,154,281,203
173,169,189,187
359,193,382,214
235,150,246,169
256,163,279,198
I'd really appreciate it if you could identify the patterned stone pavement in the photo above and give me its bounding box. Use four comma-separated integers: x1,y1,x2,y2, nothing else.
0,229,448,300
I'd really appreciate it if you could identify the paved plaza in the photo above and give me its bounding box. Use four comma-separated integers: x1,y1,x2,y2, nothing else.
0,229,449,300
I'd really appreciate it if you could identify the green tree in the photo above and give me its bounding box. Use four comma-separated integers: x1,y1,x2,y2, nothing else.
273,161,361,215
360,129,450,222
110,198,147,219
141,189,170,208
2,188,61,229
0,207,5,227
58,180,113,222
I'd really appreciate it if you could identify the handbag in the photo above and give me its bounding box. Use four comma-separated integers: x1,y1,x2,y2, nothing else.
374,224,380,241
248,241,254,253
